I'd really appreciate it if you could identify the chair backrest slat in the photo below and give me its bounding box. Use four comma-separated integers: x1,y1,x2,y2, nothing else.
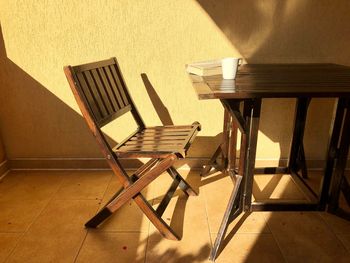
90,68,115,114
67,58,144,128
76,72,104,120
103,65,126,109
97,67,119,111
109,64,130,105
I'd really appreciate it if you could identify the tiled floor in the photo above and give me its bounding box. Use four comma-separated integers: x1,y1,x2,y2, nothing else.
0,169,349,263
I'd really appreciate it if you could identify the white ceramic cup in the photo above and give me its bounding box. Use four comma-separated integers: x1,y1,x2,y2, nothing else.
221,57,241,79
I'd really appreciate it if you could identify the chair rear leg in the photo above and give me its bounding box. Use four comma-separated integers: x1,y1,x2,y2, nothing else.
134,193,180,240
167,166,198,196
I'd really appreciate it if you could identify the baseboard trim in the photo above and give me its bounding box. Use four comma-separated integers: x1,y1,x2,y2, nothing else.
7,157,350,171
0,160,9,177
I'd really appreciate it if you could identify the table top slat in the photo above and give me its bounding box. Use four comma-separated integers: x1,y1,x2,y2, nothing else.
189,64,350,99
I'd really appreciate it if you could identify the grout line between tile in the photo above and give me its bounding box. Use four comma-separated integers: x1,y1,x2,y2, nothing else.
143,199,153,263
4,171,67,262
73,172,114,262
317,211,350,254
265,214,290,263
202,184,215,251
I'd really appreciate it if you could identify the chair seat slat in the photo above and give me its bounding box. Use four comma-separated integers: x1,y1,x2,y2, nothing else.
143,127,192,132
118,145,183,151
125,140,185,146
129,137,186,142
132,134,189,140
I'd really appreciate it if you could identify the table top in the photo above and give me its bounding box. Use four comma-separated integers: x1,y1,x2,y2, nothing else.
189,63,350,99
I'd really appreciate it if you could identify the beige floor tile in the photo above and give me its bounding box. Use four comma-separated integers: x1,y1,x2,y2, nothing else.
7,199,99,263
0,233,21,263
302,170,323,193
337,234,350,252
202,171,234,225
148,169,201,201
54,171,112,200
94,175,150,232
103,175,153,202
211,212,270,235
211,233,285,263
319,211,350,234
203,172,269,234
266,212,350,263
96,200,150,233
76,232,147,263
146,231,211,263
253,174,306,200
0,199,47,232
0,171,66,201
146,195,211,263
149,192,208,235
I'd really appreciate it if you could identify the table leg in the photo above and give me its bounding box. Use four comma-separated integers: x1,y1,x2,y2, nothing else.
222,108,231,170
319,98,347,210
288,98,310,178
209,100,244,261
228,121,238,173
328,98,350,213
242,99,261,211
209,173,243,261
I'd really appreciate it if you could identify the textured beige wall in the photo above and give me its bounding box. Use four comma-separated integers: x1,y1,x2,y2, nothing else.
0,0,349,162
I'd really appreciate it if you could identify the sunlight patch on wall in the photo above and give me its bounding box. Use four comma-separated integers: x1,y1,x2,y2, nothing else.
0,0,240,139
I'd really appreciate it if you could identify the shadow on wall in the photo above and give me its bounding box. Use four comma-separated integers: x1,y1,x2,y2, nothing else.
0,23,220,166
196,0,345,161
196,0,350,64
141,73,222,158
0,24,123,162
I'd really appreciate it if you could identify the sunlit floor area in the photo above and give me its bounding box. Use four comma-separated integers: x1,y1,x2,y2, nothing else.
0,169,349,263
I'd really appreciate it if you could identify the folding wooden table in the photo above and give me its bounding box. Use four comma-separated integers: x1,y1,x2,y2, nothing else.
189,64,350,261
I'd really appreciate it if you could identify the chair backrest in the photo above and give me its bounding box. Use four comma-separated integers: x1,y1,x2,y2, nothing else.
64,58,144,185
65,57,144,128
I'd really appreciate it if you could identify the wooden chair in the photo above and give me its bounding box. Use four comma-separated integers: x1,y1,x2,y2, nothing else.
64,58,201,240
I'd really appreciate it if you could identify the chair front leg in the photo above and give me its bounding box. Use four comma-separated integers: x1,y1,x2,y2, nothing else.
85,154,176,228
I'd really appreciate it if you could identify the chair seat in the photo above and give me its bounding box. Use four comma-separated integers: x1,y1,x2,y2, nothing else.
114,122,201,158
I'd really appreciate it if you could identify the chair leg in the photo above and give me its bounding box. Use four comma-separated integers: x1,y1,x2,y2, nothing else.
134,193,180,240
85,207,113,228
167,166,198,196
85,155,176,228
85,187,124,228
